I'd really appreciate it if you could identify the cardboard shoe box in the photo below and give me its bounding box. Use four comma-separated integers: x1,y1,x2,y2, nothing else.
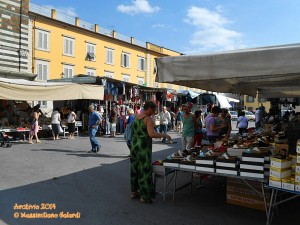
163,158,181,168
270,167,292,179
296,164,300,173
296,141,300,154
270,157,292,169
216,156,239,175
281,178,295,191
195,165,215,173
242,151,267,163
179,160,196,170
195,155,216,165
269,176,282,188
295,182,300,192
295,172,300,183
240,169,265,179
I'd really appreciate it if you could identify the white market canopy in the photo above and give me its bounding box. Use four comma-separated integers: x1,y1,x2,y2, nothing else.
0,78,104,100
156,43,300,98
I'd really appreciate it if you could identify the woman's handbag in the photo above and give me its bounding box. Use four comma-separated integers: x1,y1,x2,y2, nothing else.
124,124,133,141
59,125,64,134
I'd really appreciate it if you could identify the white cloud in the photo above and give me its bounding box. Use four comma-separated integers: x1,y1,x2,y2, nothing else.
152,23,165,29
44,5,78,17
117,0,160,15
184,6,245,53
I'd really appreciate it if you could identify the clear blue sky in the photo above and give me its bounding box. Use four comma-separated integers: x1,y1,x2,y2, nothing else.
30,0,300,54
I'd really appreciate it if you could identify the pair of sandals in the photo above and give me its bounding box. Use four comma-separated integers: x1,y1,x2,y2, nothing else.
130,192,152,203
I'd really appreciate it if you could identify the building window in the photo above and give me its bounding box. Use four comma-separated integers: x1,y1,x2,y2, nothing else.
105,71,114,78
36,29,49,51
35,60,49,81
86,68,96,76
122,74,130,82
138,57,146,71
246,96,255,103
63,65,74,78
86,43,96,61
138,77,144,85
105,48,114,65
63,37,74,56
121,52,130,68
258,96,267,102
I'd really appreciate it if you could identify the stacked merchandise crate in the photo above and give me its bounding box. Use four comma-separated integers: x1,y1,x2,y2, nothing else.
240,150,270,179
269,156,293,189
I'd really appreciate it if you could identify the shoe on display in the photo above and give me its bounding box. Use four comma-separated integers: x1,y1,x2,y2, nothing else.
221,152,229,159
199,151,206,158
185,155,192,161
178,150,183,157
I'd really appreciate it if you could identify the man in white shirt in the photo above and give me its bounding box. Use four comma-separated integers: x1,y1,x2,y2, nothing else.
160,106,171,143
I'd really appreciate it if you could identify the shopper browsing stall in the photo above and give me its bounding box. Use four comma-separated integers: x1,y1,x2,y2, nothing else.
217,108,232,140
109,110,118,137
125,108,135,150
130,101,172,203
51,108,61,140
181,104,198,150
176,107,183,133
29,105,42,144
159,106,171,143
193,110,203,147
67,107,77,139
237,111,248,135
205,106,226,144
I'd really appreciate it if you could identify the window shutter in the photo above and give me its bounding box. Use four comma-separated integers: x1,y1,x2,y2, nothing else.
38,32,42,49
121,54,124,66
69,68,73,78
64,68,68,78
143,59,146,70
43,33,48,50
69,40,73,55
42,64,47,81
64,39,67,54
38,63,43,80
106,49,109,63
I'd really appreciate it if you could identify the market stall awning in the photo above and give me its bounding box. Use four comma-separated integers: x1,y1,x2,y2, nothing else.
0,69,37,80
169,89,201,99
216,94,232,108
155,43,300,97
0,78,104,100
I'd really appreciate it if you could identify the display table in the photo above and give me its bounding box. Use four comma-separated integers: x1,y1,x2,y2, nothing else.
61,121,82,138
0,128,30,141
264,185,300,225
163,164,299,225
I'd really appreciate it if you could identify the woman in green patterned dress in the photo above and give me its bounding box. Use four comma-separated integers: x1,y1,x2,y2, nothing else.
130,102,172,203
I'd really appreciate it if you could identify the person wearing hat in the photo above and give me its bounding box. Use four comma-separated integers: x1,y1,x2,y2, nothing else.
205,106,226,144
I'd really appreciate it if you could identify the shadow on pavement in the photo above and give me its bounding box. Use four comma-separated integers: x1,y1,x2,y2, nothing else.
0,137,299,225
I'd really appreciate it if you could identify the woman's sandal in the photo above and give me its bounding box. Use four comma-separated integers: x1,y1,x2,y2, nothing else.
130,192,139,199
140,198,152,203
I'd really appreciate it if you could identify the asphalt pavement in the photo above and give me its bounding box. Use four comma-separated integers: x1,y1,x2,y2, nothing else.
0,129,298,225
